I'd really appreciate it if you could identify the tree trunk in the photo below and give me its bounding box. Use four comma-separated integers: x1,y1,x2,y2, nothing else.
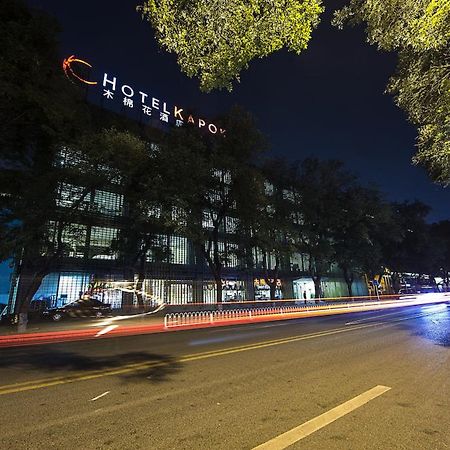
135,272,145,311
16,264,49,331
203,234,223,304
346,280,353,298
342,267,354,298
312,276,321,301
392,272,401,293
264,255,279,300
215,275,223,304
135,255,146,311
269,281,277,301
122,267,135,312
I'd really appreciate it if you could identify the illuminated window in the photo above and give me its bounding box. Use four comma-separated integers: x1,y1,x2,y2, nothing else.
146,234,168,262
56,183,91,210
206,241,239,268
290,253,309,272
168,281,193,304
48,221,87,258
213,169,232,185
90,226,118,248
225,216,239,234
252,248,277,270
169,236,189,265
92,190,124,216
226,243,239,268
55,148,83,168
148,204,162,218
172,207,186,226
202,210,216,229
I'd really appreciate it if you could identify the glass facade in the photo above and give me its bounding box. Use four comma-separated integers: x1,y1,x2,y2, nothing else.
92,190,123,216
10,164,369,313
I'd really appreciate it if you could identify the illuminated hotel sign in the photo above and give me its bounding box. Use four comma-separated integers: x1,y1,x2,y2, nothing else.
63,55,224,135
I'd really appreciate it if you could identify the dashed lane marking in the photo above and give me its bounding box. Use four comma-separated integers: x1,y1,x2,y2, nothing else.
253,385,391,449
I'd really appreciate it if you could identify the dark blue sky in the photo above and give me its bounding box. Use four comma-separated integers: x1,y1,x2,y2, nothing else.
28,0,449,222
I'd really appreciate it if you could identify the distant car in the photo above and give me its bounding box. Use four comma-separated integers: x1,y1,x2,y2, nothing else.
42,298,112,321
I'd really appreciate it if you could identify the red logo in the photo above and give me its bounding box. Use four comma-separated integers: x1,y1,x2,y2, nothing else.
62,55,98,85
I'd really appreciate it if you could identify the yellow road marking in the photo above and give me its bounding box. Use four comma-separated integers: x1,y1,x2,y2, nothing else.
253,385,391,449
0,323,381,396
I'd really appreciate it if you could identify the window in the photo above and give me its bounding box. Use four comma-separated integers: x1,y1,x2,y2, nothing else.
146,234,168,262
226,243,239,268
202,210,216,229
90,226,118,248
148,204,162,219
168,282,193,304
56,183,91,210
92,190,123,216
48,221,87,258
225,216,239,234
207,241,239,268
290,253,308,272
172,207,186,226
55,148,83,168
213,169,232,185
169,236,189,265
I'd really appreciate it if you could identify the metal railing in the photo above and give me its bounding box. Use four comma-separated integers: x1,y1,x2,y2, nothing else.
164,294,450,328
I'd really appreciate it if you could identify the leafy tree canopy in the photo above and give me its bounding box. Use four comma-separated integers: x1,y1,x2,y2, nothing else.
0,0,88,161
333,0,450,185
138,0,323,91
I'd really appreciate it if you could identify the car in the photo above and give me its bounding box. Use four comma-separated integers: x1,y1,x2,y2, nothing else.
42,298,112,321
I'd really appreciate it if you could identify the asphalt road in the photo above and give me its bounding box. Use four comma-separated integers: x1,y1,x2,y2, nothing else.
0,303,449,450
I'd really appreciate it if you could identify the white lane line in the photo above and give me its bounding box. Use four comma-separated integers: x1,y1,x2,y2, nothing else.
345,311,407,325
253,385,391,450
95,325,118,337
345,308,445,326
90,391,110,402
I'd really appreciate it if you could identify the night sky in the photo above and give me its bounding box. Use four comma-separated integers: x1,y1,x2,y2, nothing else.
27,0,450,222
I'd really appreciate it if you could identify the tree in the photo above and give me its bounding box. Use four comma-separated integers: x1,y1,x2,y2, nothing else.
430,220,450,291
333,1,450,184
294,158,355,298
159,108,265,302
1,126,148,322
137,0,323,92
0,0,92,326
382,200,438,290
77,127,160,311
332,186,392,297
248,159,299,300
0,0,88,161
